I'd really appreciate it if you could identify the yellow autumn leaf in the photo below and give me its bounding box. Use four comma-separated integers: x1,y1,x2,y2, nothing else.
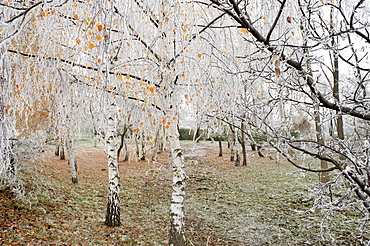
241,28,249,33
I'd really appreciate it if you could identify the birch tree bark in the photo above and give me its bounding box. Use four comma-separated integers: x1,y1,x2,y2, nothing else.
105,102,121,227
228,127,236,161
239,122,247,166
167,105,186,246
154,1,187,243
65,128,78,184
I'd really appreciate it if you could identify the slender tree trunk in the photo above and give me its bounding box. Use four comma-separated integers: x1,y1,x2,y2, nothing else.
9,141,15,175
314,101,330,183
135,136,140,159
257,146,264,158
105,103,121,227
117,126,129,163
235,150,240,166
123,138,129,162
65,132,78,184
301,18,330,183
158,126,165,153
240,122,247,166
140,133,146,161
117,134,124,163
331,10,345,141
55,142,60,156
218,137,223,157
60,139,65,160
195,124,201,143
168,107,186,246
250,143,256,151
230,131,235,161
89,103,99,147
152,128,161,161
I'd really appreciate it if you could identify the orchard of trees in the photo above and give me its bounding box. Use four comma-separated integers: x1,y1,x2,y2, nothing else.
1,0,369,245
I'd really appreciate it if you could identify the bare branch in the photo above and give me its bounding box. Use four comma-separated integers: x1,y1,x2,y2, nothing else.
265,0,287,44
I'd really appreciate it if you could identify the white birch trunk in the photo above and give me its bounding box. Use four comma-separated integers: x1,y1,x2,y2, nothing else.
105,102,121,227
65,132,78,184
168,107,186,246
228,129,236,161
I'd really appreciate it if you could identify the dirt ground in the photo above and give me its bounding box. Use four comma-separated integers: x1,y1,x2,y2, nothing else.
0,141,366,245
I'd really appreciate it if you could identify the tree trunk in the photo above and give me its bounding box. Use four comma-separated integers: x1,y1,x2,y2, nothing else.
89,103,99,147
235,150,241,166
55,142,60,156
65,133,78,184
117,134,124,163
135,136,140,159
158,126,165,154
123,139,129,162
314,103,330,183
250,143,256,151
257,146,264,158
117,126,129,163
168,107,186,246
152,128,161,161
105,103,121,227
228,127,236,161
195,124,201,143
331,10,345,141
230,144,235,161
301,19,330,183
60,140,65,160
140,133,146,161
218,138,223,157
239,122,247,166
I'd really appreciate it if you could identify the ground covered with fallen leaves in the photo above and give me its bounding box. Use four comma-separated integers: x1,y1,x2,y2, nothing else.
0,141,366,245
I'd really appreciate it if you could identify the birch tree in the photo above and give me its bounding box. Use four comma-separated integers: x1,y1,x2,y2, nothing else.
105,102,120,227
